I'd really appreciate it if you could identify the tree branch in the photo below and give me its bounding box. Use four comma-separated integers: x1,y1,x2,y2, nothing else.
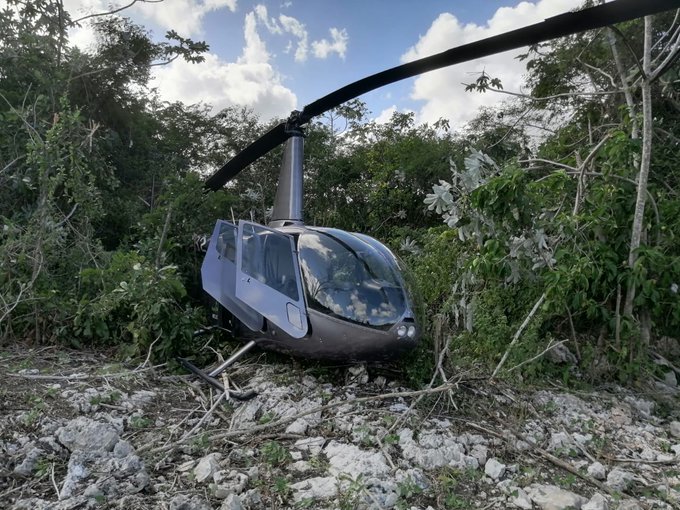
492,293,547,378
71,0,163,25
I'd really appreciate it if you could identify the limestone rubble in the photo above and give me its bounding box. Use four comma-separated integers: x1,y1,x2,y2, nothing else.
1,348,679,509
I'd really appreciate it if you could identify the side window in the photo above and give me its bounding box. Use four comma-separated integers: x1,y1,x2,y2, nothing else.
236,221,308,338
240,223,299,301
215,222,237,262
201,220,264,333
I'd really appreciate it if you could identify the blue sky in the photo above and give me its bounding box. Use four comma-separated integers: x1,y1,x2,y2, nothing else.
65,0,575,128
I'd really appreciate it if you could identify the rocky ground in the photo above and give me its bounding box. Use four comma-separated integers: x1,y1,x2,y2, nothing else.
1,344,680,510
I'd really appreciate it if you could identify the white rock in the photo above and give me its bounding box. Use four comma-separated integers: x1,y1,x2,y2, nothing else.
113,440,133,458
247,466,259,481
546,343,578,364
515,440,532,451
83,484,103,499
639,446,656,461
301,375,317,388
389,403,410,413
484,458,506,480
606,469,634,491
290,476,338,502
471,444,488,466
609,405,633,426
510,488,533,509
290,460,312,473
59,459,89,500
127,390,156,408
56,417,119,452
587,462,606,480
399,429,477,470
169,494,211,510
214,486,234,499
583,493,608,510
214,470,248,494
241,489,261,508
624,396,654,418
347,365,369,384
193,453,222,484
285,418,308,435
670,421,680,439
324,441,390,477
527,483,586,510
13,447,43,476
616,501,642,510
294,437,325,455
573,433,592,445
548,432,572,451
219,494,244,510
664,371,677,387
395,468,429,491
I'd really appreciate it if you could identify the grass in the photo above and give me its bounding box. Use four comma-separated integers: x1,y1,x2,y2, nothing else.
129,415,152,429
260,441,292,467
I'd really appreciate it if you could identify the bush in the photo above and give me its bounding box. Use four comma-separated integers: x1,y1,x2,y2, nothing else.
74,251,202,360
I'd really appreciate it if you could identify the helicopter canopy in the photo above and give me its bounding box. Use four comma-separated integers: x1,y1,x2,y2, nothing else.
298,229,410,329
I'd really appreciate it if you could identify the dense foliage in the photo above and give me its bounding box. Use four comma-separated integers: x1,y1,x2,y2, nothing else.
1,0,678,383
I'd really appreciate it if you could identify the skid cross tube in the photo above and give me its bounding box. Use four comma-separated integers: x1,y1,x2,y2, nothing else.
178,340,258,400
208,340,258,377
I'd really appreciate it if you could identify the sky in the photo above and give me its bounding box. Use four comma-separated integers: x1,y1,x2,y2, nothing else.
63,0,576,129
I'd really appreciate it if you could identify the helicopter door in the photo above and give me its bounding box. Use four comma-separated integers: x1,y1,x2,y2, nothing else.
235,221,308,338
201,220,264,332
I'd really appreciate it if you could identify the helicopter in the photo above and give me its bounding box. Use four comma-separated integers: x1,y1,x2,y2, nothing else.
180,0,680,390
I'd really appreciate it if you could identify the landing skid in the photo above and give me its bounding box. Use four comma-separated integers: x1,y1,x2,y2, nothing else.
178,339,258,401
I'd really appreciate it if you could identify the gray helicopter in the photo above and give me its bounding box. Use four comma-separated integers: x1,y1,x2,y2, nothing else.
181,0,679,391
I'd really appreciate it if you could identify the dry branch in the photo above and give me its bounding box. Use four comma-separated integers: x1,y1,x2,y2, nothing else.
140,380,464,455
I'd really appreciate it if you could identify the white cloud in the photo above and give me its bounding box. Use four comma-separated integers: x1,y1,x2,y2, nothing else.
152,11,297,121
401,0,575,127
375,106,397,124
311,27,348,59
255,4,282,34
280,14,308,62
374,105,415,125
135,0,236,37
64,0,236,40
241,11,269,63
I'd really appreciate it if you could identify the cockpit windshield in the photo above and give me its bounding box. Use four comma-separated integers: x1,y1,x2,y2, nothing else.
297,229,408,328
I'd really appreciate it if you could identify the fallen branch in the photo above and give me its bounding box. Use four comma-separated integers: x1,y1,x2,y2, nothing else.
140,380,462,455
492,293,546,378
505,339,569,373
181,391,227,442
6,364,167,380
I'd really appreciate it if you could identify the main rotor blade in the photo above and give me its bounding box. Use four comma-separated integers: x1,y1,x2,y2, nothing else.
206,0,680,189
299,0,679,121
205,122,288,191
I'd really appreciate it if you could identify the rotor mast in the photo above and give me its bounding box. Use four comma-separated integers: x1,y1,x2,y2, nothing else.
270,114,305,227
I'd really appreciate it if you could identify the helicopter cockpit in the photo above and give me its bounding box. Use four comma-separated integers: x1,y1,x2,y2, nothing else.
298,228,411,330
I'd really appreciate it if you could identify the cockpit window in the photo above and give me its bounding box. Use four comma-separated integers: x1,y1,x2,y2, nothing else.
297,230,407,328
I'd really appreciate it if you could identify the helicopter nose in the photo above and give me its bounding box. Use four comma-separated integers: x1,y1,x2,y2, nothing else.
395,317,419,338
396,323,417,339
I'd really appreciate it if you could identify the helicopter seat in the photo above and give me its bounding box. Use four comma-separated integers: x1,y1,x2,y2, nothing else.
263,233,299,301
241,229,266,284
216,224,237,262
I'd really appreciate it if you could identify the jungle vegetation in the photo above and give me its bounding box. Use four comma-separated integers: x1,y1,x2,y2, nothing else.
1,0,679,384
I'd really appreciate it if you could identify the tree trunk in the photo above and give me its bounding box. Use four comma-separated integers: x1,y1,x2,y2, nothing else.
623,17,654,326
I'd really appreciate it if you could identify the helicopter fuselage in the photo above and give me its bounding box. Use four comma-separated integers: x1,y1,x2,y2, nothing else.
202,221,420,362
